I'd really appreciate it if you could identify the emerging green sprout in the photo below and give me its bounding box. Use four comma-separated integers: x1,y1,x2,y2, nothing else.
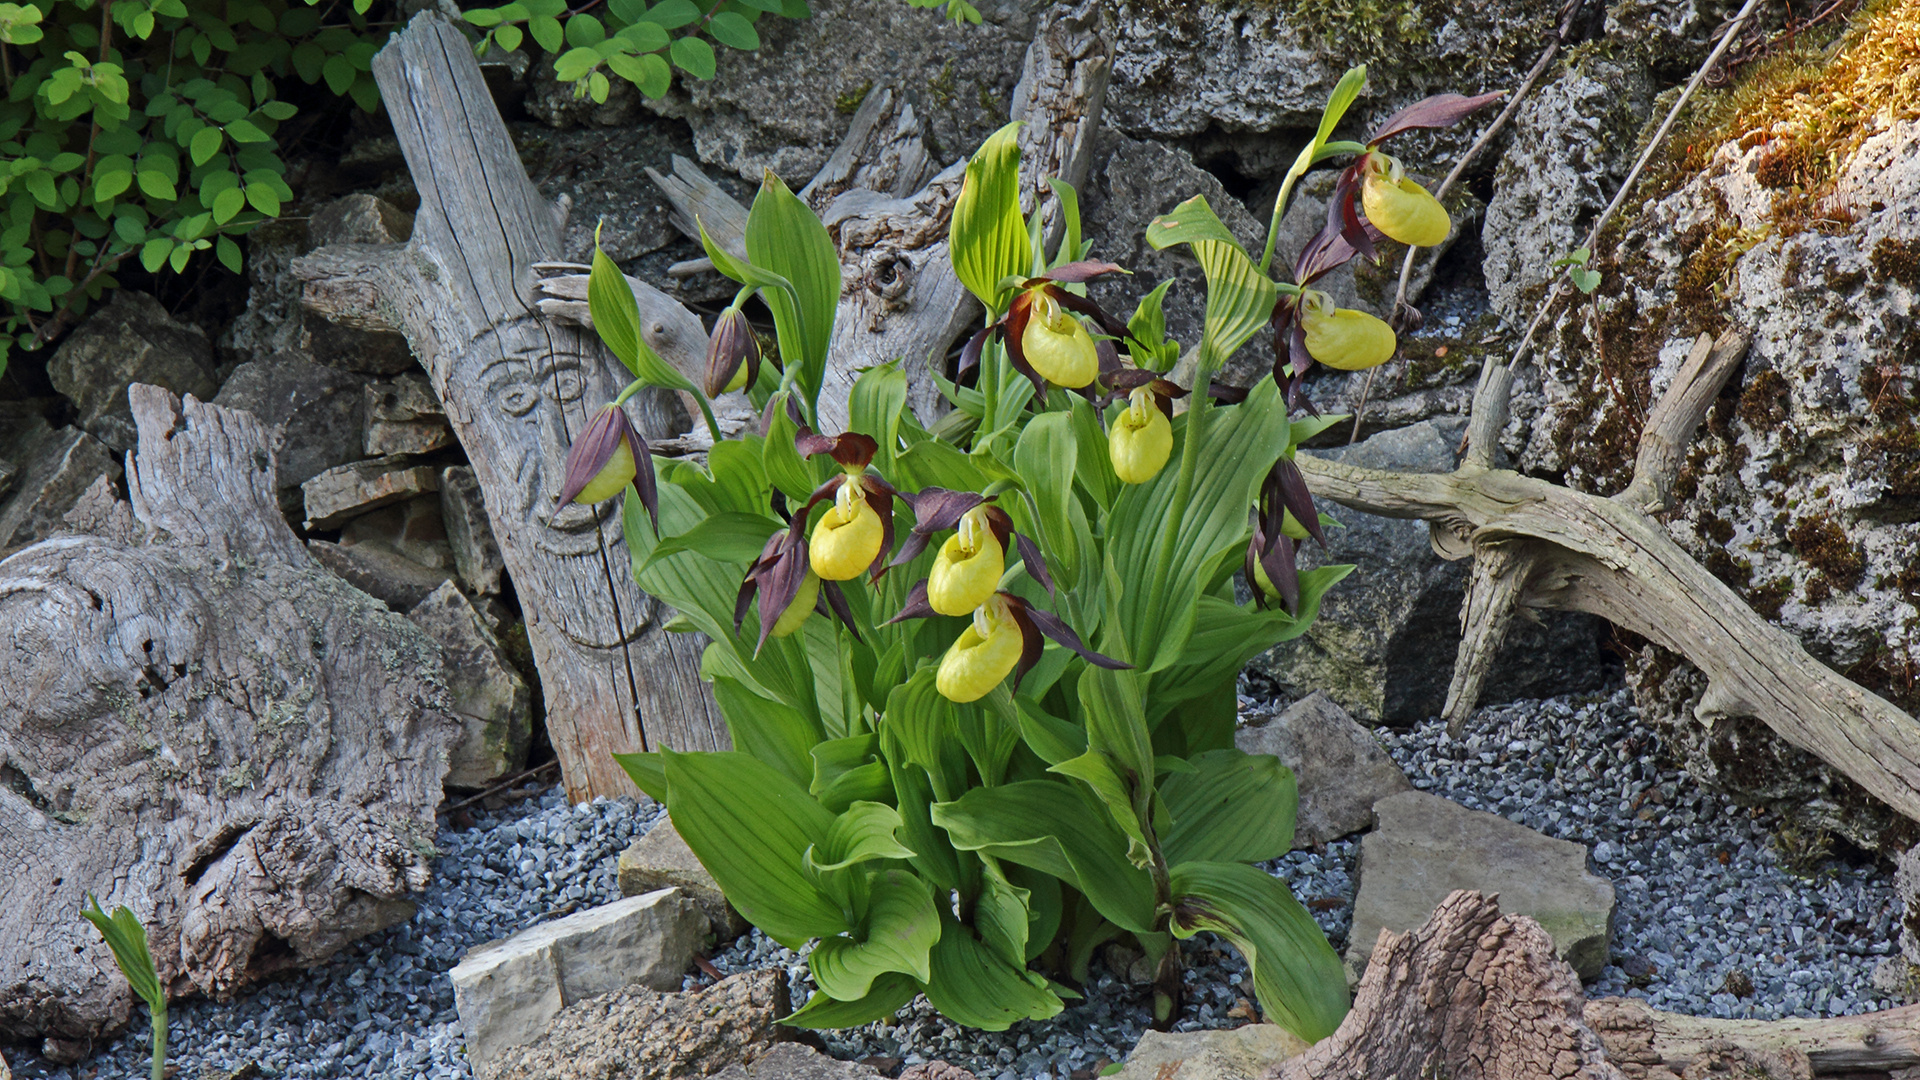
82,895,167,1080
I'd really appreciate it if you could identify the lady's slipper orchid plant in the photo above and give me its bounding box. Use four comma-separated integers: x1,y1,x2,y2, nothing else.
1100,368,1188,484
889,489,1055,616
889,583,1127,702
959,260,1135,399
704,306,762,398
795,427,899,582
557,402,659,532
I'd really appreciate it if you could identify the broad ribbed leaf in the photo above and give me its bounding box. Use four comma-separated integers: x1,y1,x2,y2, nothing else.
1190,237,1278,380
1013,698,1085,766
612,750,667,801
1316,65,1368,146
922,913,1062,1031
1169,861,1349,1043
811,734,890,813
1159,749,1295,864
1146,572,1352,727
1013,412,1080,587
931,781,1155,933
661,749,847,948
809,869,939,999
975,861,1031,966
849,361,908,477
744,170,840,408
640,511,781,569
1078,666,1153,791
1047,752,1151,868
81,897,162,1009
1145,194,1244,252
590,244,697,392
780,971,918,1029
951,122,1032,313
808,801,915,872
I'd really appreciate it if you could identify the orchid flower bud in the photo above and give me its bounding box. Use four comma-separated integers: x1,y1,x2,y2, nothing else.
810,476,884,581
1360,152,1451,248
704,307,761,397
1280,509,1312,541
769,568,820,638
1020,291,1099,389
1109,385,1173,484
1299,290,1397,371
936,596,1024,703
558,404,639,504
927,506,1004,616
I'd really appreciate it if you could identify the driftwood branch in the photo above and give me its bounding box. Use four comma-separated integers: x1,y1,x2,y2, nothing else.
294,13,726,802
1588,996,1920,1078
1301,328,1920,825
0,386,458,1046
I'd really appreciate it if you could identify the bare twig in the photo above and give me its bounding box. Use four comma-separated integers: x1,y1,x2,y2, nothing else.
438,759,561,816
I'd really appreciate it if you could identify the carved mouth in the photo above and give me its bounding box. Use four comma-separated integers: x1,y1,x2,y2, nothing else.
534,493,619,556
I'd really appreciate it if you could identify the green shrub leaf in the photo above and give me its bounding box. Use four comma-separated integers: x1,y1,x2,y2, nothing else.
707,11,760,49
1159,748,1295,864
808,868,938,999
669,34,715,78
950,122,1030,313
1168,861,1349,1042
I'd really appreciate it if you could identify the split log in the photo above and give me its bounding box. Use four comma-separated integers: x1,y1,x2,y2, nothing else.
0,386,460,1048
293,12,727,802
1298,328,1920,826
1587,996,1920,1079
1274,890,1623,1078
633,0,1113,432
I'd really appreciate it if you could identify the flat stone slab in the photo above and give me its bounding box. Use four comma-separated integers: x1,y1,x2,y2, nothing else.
1348,790,1615,983
486,968,786,1080
1236,691,1412,847
1115,1025,1309,1080
451,887,703,1078
302,455,440,530
711,1043,881,1080
619,816,747,939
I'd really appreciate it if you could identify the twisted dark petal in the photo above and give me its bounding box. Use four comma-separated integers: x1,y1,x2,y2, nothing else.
1259,532,1300,616
1015,531,1054,597
1103,367,1159,393
1014,613,1045,693
1096,338,1124,380
1269,456,1325,547
958,324,994,375
1286,325,1317,411
556,406,628,506
734,570,760,634
1017,599,1131,670
1334,172,1377,264
1003,297,1049,404
980,505,1016,551
1050,287,1135,343
884,579,937,625
1366,90,1505,146
821,580,863,641
801,473,848,516
865,484,896,581
891,489,990,568
1037,259,1127,284
1208,382,1249,404
631,430,659,535
755,538,811,655
796,430,839,457
890,530,936,568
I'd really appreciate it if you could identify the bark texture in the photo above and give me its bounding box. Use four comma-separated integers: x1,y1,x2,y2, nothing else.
293,13,727,801
0,386,458,1047
1587,996,1920,1079
1274,890,1622,1079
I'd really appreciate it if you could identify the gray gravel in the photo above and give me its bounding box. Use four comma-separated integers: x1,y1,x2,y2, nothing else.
13,685,1901,1079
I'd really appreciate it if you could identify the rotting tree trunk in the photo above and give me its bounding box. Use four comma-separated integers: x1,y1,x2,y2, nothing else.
1298,328,1920,827
0,386,460,1051
293,12,727,802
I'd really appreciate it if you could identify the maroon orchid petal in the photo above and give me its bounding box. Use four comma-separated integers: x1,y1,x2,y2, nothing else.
1014,531,1054,597
1366,90,1505,147
892,488,992,567
556,406,628,506
1096,337,1124,381
630,429,659,535
1035,259,1127,284
1049,287,1135,343
884,579,938,625
1332,170,1377,265
801,473,849,516
1208,382,1249,404
795,430,840,457
980,505,1016,551
734,530,789,632
864,482,897,580
798,431,880,470
1258,532,1301,616
959,324,995,375
1015,600,1131,671
1268,456,1325,547
1102,367,1158,393
820,580,863,641
738,529,811,654
1003,294,1050,404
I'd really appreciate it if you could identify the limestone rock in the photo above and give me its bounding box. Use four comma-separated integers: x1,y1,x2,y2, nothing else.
1114,1025,1309,1080
1250,417,1605,723
303,456,441,530
441,466,506,595
211,351,369,488
364,371,453,457
408,581,532,789
711,1043,881,1080
310,538,453,610
1482,55,1657,328
451,887,705,1077
619,817,747,939
340,494,454,571
47,290,218,452
1236,691,1412,847
485,968,787,1080
523,122,699,265
1349,791,1616,982
0,421,120,554
309,192,415,246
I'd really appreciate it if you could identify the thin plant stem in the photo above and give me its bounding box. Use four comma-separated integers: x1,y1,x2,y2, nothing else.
149,1001,167,1080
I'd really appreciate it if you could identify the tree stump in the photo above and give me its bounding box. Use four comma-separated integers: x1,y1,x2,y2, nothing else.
0,386,459,1048
293,12,727,801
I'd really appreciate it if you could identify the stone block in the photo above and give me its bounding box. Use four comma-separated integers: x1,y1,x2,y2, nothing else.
1348,791,1615,983
1236,691,1411,847
486,968,786,1080
408,581,531,789
710,1043,882,1080
309,539,452,610
212,351,368,488
364,371,453,456
451,887,704,1078
1115,1025,1309,1080
440,466,505,595
47,290,217,451
302,455,440,530
618,817,747,939
340,494,453,570
0,424,120,554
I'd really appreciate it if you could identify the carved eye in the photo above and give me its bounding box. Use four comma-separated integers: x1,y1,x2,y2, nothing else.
548,364,586,404
498,384,541,417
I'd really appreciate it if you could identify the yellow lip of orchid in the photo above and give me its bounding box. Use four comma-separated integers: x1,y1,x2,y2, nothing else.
1020,292,1100,389
1299,290,1397,371
1360,152,1451,248
810,477,885,581
1109,385,1173,485
935,596,1025,703
768,568,820,638
927,507,1005,616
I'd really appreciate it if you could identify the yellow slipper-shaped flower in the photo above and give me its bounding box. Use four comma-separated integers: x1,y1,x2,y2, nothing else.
1300,290,1397,371
1021,292,1099,389
1109,386,1173,485
927,509,1004,616
1361,152,1451,248
936,598,1024,703
811,481,884,581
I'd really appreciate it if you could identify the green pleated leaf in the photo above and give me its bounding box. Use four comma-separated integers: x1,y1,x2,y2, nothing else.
808,801,915,872
922,913,1062,1031
660,748,848,948
712,676,819,789
974,861,1031,966
1144,194,1244,253
590,243,697,392
1169,861,1349,1043
780,970,918,1029
950,122,1031,314
1159,748,1295,864
848,361,907,477
931,780,1154,933
1012,697,1085,766
640,511,781,570
1046,750,1151,868
611,750,667,802
742,170,840,410
808,869,939,999
80,896,163,1010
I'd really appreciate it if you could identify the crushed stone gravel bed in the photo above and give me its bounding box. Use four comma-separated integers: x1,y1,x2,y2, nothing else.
12,686,1900,1079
